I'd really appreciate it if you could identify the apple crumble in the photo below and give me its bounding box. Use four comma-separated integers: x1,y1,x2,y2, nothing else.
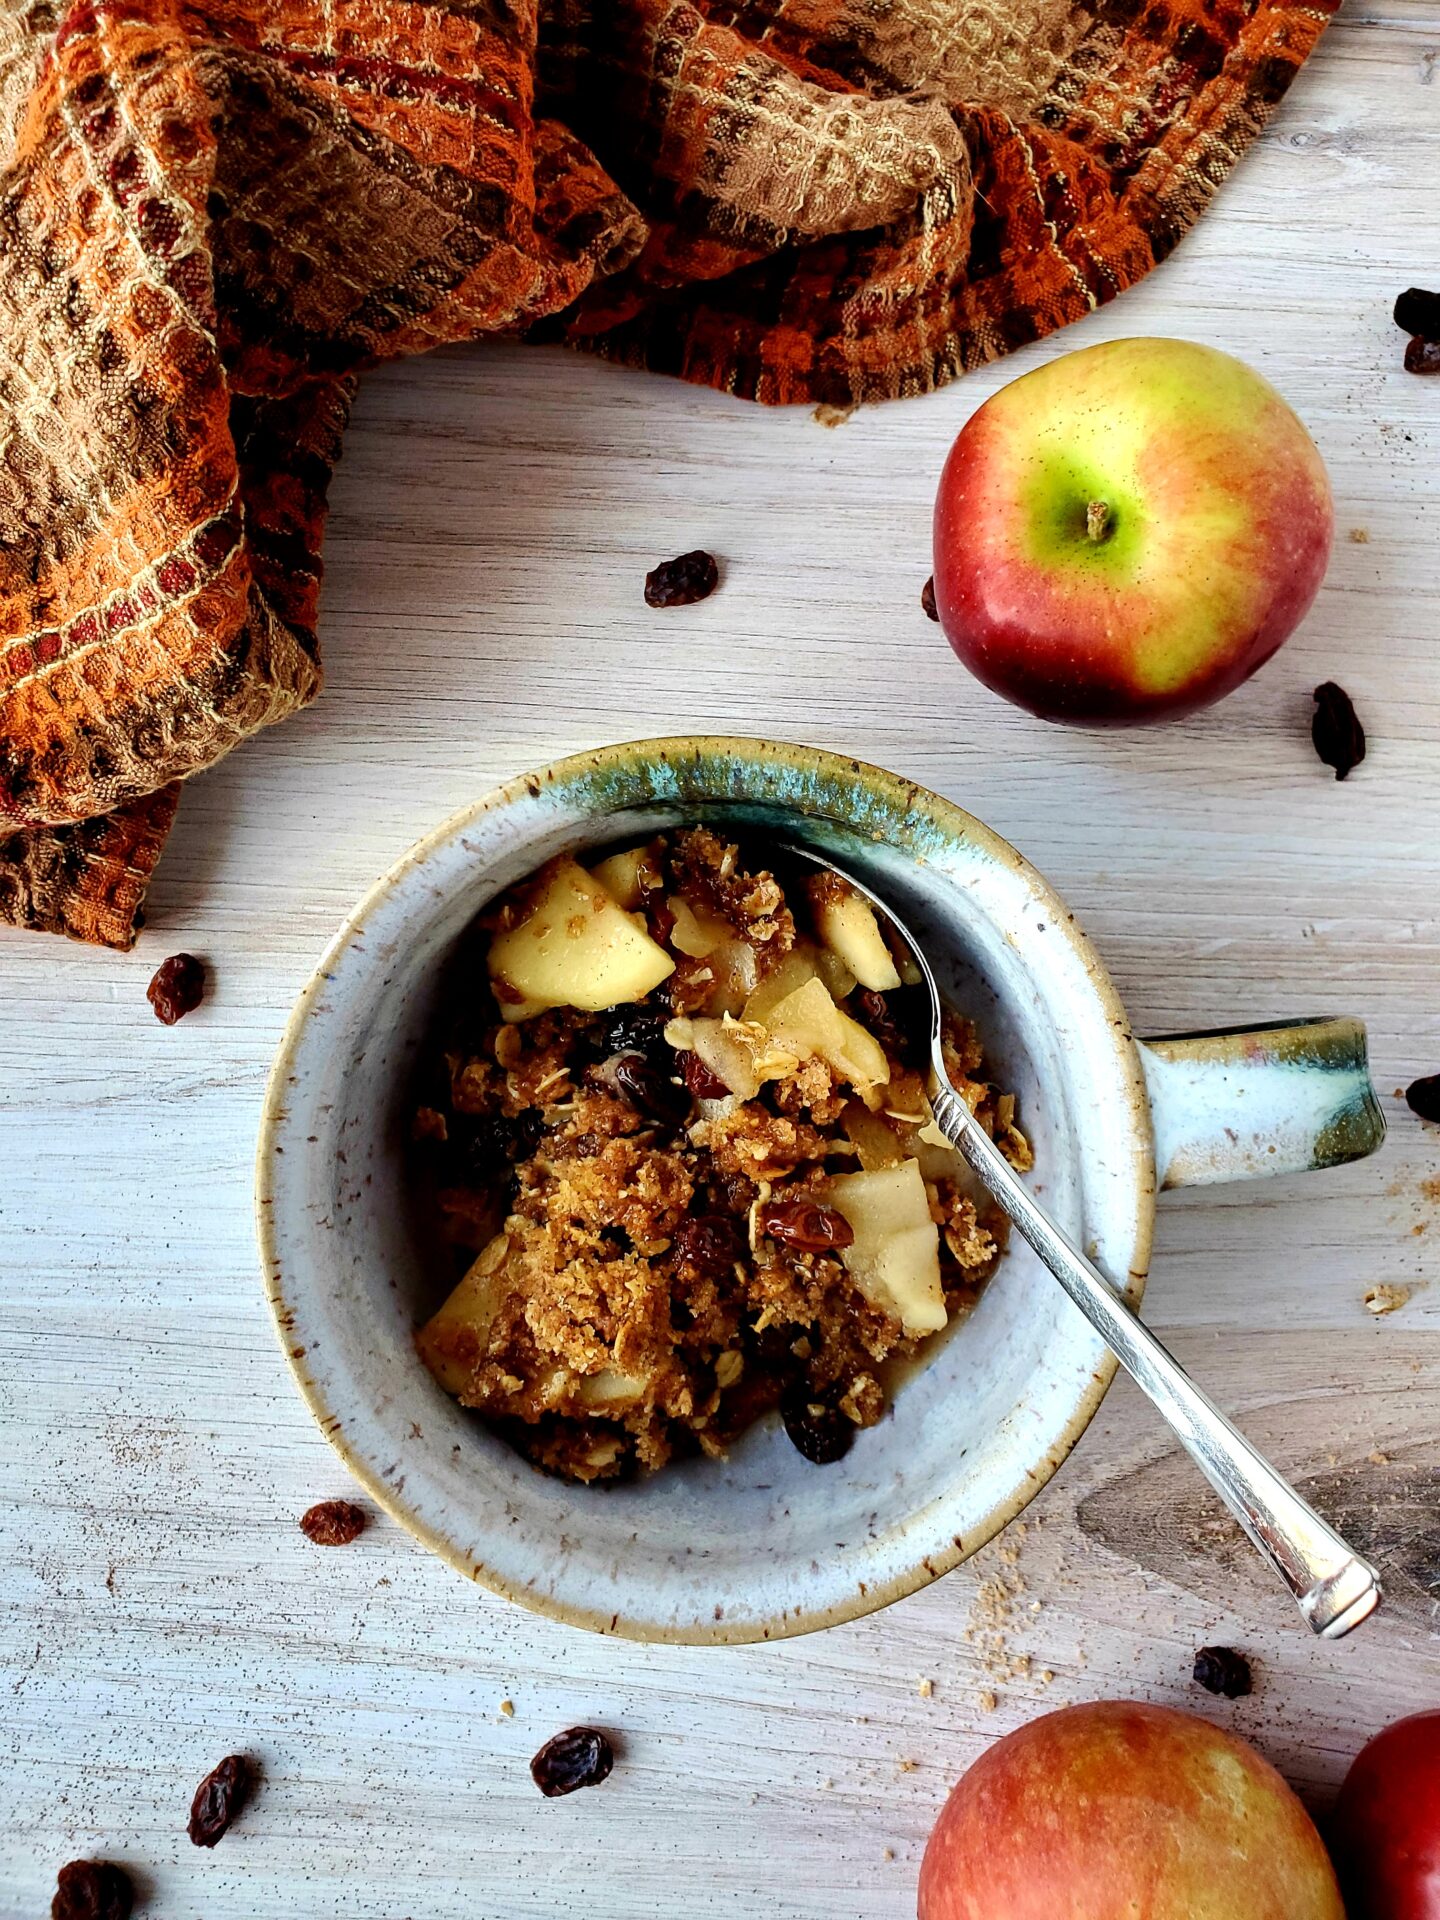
411,828,1031,1483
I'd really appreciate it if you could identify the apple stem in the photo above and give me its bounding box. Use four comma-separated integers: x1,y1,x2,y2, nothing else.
1086,500,1112,543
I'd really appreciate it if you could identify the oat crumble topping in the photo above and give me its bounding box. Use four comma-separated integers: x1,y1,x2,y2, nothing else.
411,828,1030,1483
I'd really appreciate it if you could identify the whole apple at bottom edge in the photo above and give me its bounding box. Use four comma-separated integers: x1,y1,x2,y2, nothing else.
918,1700,1344,1920
932,338,1333,724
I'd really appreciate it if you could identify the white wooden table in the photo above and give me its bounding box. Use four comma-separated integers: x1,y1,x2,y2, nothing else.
4,13,1437,1914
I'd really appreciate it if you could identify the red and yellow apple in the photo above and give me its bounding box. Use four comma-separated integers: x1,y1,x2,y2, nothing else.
1330,1710,1440,1918
932,338,1333,724
918,1700,1344,1920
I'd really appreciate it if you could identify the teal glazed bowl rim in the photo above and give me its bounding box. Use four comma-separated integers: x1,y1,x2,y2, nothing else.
256,736,1157,1643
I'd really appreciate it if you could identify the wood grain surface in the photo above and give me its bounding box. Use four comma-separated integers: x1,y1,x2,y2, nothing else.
3,9,1438,1914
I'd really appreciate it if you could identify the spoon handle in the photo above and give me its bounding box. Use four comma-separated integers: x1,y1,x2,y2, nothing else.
930,1081,1382,1639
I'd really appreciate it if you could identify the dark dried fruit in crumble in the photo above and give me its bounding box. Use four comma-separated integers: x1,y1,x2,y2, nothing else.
644,549,718,608
147,952,205,1023
530,1727,615,1797
672,1213,742,1279
188,1754,253,1847
1311,682,1365,780
600,1006,671,1063
680,1049,731,1100
1394,287,1440,340
782,1384,855,1465
921,575,939,621
757,1197,855,1252
299,1499,366,1545
1405,1076,1440,1124
613,1053,691,1127
51,1861,133,1920
1193,1646,1253,1698
1403,336,1440,376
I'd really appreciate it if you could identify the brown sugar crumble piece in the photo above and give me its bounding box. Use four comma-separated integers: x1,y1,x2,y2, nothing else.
410,827,1027,1484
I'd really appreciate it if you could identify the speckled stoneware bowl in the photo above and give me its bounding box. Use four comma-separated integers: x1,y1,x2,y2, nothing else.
256,738,1383,1643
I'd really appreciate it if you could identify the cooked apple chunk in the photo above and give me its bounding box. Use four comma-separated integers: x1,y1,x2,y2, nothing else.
763,975,890,1099
487,856,674,1019
589,842,661,910
416,1234,513,1396
824,1162,946,1336
809,876,901,993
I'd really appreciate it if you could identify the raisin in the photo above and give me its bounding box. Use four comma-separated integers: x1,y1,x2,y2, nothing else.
672,1213,741,1279
188,1753,252,1847
51,1861,133,1920
644,549,718,608
530,1726,615,1797
299,1498,366,1545
1192,1646,1253,1698
855,986,929,1066
146,951,205,1024
757,1197,854,1253
781,1384,854,1464
1405,1075,1440,1123
1394,287,1440,339
613,1053,691,1127
444,1110,538,1185
647,897,677,947
920,575,939,621
1403,335,1440,375
748,1318,805,1370
1311,682,1365,780
681,1050,730,1100
599,1006,670,1063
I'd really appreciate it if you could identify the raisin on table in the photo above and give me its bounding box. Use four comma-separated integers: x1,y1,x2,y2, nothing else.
1193,1646,1253,1698
188,1753,253,1847
147,952,206,1024
51,1860,134,1920
644,549,719,608
1405,1075,1440,1124
1311,682,1365,780
530,1726,616,1797
1403,336,1440,375
920,575,939,621
1394,287,1440,339
299,1498,367,1545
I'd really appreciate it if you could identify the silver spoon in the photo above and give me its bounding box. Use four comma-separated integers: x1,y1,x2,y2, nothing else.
784,842,1382,1639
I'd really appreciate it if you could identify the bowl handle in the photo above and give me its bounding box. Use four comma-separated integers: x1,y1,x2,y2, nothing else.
1138,1017,1386,1190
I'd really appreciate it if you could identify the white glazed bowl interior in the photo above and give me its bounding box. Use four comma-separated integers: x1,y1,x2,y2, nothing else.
258,739,1153,1642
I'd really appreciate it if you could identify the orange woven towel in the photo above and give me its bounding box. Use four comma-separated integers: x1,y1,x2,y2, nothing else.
0,0,1333,946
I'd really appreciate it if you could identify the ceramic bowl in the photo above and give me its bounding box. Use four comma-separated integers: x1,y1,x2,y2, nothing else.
256,738,1383,1643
